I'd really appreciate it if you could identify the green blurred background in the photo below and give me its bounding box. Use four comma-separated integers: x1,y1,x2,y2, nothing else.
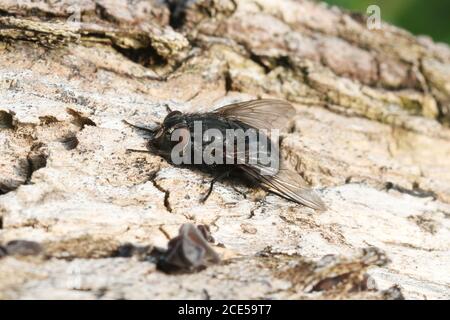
323,0,450,45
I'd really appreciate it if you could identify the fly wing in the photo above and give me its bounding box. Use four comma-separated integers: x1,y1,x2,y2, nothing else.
213,99,296,131
240,163,327,211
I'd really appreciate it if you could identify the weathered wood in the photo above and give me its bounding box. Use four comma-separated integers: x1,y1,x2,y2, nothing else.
0,0,449,299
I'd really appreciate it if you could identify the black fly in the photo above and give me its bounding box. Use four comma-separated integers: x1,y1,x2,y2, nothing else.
125,99,326,211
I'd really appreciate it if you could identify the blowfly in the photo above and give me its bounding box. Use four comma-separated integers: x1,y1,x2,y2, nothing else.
125,99,326,211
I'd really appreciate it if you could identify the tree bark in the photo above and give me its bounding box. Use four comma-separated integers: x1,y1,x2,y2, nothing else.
0,0,449,299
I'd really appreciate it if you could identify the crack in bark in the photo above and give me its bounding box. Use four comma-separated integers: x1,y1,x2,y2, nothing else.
166,0,188,29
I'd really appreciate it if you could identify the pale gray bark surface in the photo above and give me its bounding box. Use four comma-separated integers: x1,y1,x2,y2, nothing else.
0,0,449,299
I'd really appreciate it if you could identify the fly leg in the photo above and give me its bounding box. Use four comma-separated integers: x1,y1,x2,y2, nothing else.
200,170,232,203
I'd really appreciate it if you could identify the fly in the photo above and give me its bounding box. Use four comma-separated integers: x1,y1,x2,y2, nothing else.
125,99,326,211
